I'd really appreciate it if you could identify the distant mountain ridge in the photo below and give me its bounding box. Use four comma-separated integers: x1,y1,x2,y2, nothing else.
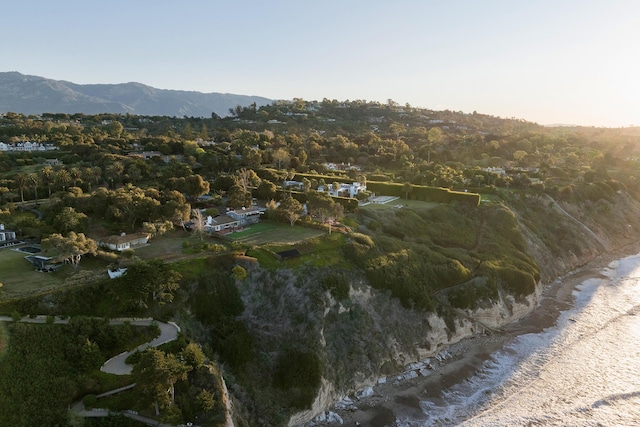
0,71,272,117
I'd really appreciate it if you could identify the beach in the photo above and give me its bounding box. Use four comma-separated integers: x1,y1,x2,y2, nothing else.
320,244,640,427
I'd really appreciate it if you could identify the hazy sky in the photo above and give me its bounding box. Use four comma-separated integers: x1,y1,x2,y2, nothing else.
3,0,639,127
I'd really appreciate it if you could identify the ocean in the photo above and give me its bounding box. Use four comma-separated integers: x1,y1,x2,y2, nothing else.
400,253,640,426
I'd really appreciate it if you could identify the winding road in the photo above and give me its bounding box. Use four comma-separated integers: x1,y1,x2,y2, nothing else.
0,315,180,374
0,315,183,425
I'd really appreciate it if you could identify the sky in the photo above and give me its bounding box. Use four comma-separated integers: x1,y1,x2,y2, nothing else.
3,0,639,127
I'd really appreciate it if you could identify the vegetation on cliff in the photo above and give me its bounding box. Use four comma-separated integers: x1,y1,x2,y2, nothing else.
2,101,640,425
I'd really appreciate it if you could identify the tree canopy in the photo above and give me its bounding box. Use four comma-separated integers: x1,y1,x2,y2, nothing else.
41,232,97,267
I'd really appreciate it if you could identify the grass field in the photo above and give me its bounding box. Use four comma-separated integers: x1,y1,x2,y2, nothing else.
225,221,325,246
361,199,440,211
134,229,203,262
0,248,66,294
246,232,351,269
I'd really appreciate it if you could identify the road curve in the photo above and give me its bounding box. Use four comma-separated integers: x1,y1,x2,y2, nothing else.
101,318,181,375
0,315,181,375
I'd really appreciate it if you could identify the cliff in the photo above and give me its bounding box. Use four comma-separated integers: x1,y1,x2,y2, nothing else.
220,190,640,426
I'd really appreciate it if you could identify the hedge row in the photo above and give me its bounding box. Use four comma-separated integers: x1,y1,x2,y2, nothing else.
284,190,359,211
366,181,481,206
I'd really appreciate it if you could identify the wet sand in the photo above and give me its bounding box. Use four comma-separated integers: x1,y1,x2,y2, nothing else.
324,245,640,427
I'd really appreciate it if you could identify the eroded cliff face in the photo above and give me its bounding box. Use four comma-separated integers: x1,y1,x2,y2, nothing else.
287,193,640,425
287,282,541,426
231,192,640,427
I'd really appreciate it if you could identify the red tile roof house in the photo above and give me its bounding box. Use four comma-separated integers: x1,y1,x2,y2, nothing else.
97,232,150,252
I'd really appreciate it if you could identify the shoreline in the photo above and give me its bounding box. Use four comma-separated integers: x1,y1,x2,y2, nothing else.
317,244,640,427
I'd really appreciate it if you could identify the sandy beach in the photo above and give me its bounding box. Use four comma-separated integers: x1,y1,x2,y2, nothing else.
319,244,640,427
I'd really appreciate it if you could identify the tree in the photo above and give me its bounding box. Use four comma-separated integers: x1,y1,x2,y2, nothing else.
41,232,97,268
88,166,103,188
307,191,335,223
180,343,206,370
236,168,259,193
199,123,210,140
106,120,124,138
133,348,190,415
183,174,210,200
55,168,71,191
14,172,27,202
190,208,206,240
69,167,82,187
403,182,413,199
112,259,181,311
278,196,304,226
53,207,89,234
227,184,252,209
39,165,54,197
272,148,290,170
27,173,39,204
302,178,311,193
255,180,277,200
232,265,248,281
196,390,216,412
332,181,341,195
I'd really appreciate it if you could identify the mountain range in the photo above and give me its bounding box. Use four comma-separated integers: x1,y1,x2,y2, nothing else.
0,71,272,117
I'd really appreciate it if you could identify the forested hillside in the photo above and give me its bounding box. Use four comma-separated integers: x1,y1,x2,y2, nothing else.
1,100,640,426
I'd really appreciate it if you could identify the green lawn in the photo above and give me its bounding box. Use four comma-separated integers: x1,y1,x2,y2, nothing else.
226,221,325,246
361,199,440,211
247,232,351,269
0,248,66,295
134,229,218,262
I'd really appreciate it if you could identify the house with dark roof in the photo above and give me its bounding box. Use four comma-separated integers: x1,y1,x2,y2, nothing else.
24,255,59,271
227,206,266,225
205,215,241,233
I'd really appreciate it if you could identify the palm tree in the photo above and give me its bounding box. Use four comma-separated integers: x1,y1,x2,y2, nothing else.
27,173,39,204
14,172,28,203
55,168,71,191
69,167,82,187
40,165,54,197
83,166,102,190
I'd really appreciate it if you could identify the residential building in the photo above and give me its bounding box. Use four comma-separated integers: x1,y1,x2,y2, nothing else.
317,182,367,198
205,215,241,233
227,206,266,225
97,232,150,251
0,224,17,245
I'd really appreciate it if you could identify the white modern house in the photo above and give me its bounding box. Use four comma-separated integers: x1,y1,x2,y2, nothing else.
317,182,367,198
0,141,58,152
0,224,17,244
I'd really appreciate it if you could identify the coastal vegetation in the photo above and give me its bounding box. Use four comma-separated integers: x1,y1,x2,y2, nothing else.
1,101,640,425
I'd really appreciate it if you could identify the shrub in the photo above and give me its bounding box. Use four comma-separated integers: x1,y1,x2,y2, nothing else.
273,349,322,409
349,232,374,248
499,267,536,296
322,272,350,300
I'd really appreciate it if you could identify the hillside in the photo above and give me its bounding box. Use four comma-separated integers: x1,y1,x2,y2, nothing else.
0,71,272,117
1,102,640,426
